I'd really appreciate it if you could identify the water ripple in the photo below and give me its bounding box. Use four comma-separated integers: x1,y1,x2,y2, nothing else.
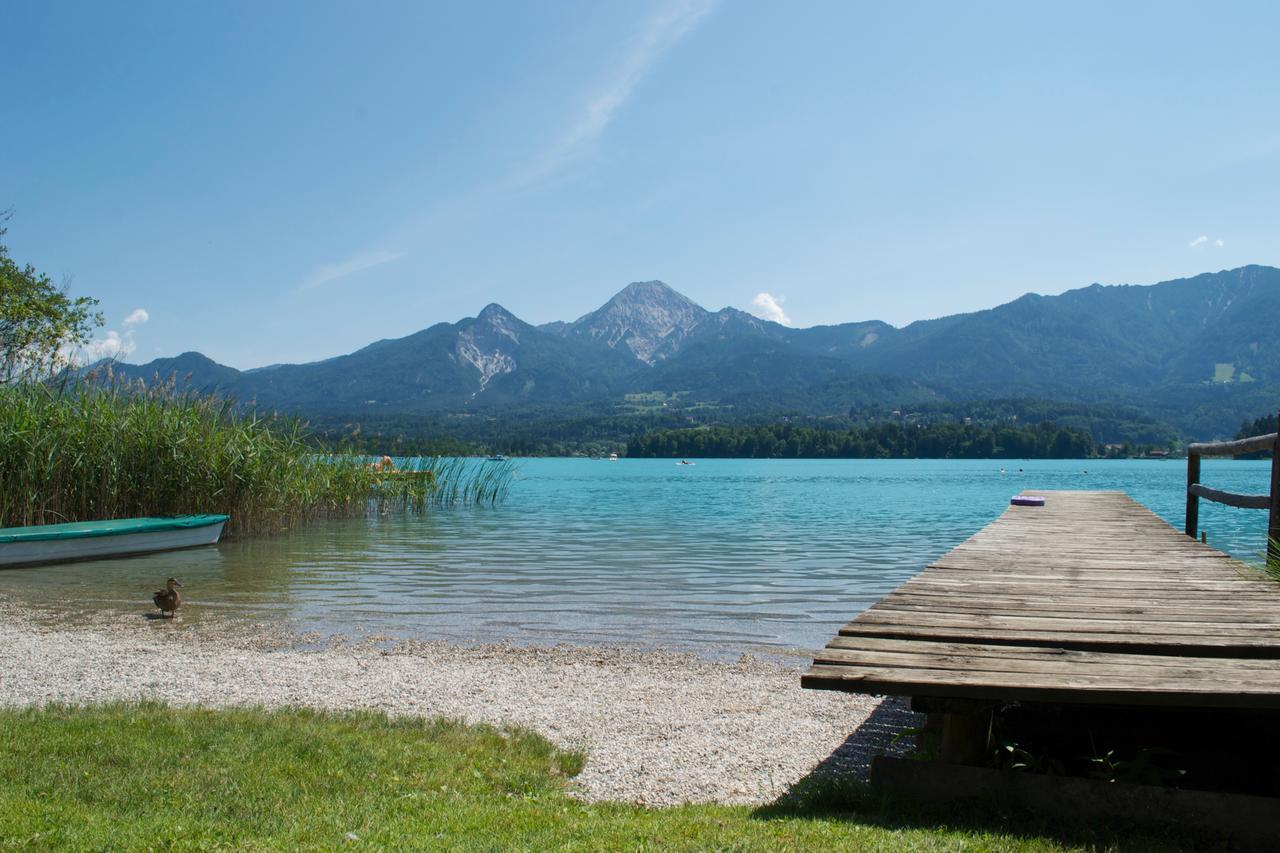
0,458,1271,655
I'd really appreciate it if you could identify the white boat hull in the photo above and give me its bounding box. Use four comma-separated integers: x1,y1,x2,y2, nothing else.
0,520,226,568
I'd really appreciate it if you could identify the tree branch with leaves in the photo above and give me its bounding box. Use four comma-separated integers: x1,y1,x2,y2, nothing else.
0,211,103,383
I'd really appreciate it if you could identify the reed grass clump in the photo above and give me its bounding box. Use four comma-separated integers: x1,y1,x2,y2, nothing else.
0,381,513,537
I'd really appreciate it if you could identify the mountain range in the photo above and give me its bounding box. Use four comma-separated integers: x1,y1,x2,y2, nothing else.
99,265,1280,440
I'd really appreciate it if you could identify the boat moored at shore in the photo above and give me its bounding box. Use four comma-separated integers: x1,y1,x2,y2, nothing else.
0,515,229,568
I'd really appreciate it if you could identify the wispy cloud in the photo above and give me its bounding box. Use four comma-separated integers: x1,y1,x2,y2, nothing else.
509,0,718,190
1189,235,1226,249
123,307,149,326
297,2,717,292
300,249,401,290
750,292,791,325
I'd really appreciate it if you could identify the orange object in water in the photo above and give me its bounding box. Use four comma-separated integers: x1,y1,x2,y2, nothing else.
368,455,396,472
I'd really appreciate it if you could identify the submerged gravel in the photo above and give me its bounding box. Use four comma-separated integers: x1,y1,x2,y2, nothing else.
0,601,916,806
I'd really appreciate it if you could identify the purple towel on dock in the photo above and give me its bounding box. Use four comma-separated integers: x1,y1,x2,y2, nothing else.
1011,495,1046,507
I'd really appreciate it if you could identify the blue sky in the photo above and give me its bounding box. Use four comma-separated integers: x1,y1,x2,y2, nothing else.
5,0,1278,368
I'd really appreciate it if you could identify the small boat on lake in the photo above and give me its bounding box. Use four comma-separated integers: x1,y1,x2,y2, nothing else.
0,515,229,569
486,454,508,462
609,452,619,461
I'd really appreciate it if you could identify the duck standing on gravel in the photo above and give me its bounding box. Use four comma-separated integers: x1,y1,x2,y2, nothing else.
152,578,184,618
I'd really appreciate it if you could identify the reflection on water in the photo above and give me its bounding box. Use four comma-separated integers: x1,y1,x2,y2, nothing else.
1,458,1272,655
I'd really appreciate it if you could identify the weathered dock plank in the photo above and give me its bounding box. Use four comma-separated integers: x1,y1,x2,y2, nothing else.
803,490,1280,706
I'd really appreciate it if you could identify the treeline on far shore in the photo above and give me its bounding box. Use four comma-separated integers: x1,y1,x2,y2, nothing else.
1233,413,1278,459
626,421,1097,459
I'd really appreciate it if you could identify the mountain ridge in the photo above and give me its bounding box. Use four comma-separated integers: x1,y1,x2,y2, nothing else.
97,265,1280,438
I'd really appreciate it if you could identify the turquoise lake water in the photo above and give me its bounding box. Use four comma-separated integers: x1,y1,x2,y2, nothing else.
1,458,1273,656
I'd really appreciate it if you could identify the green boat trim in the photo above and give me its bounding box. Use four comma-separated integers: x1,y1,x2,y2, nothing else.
0,515,230,544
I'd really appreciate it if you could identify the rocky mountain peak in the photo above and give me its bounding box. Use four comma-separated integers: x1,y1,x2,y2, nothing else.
455,304,523,390
613,280,686,302
477,302,517,322
563,280,709,365
474,303,523,340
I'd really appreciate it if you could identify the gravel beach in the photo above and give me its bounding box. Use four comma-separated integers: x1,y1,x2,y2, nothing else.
0,601,916,807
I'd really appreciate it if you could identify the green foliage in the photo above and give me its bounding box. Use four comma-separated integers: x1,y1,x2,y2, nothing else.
627,421,1097,459
309,396,1169,458
1237,413,1278,437
322,430,481,458
849,398,1180,447
1086,748,1187,787
0,703,1081,851
1233,412,1278,459
308,404,701,457
1264,537,1280,583
0,380,512,536
993,741,1066,776
0,213,103,382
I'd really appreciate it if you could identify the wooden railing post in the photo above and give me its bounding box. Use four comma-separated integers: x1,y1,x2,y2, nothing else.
1185,416,1280,549
1185,450,1201,538
1269,410,1280,566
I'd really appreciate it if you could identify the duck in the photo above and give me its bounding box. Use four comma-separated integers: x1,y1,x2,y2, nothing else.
152,578,184,618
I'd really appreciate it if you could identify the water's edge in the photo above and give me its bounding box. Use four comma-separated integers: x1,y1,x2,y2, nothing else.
1,458,1270,658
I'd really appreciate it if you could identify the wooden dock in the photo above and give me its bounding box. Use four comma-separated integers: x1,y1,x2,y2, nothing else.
803,490,1280,710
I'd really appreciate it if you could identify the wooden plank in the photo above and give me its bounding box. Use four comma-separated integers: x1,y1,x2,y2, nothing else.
845,610,1280,637
801,663,1280,709
898,579,1276,596
804,490,1280,704
873,599,1280,624
903,574,1270,589
821,636,1280,672
835,622,1280,658
815,641,1280,678
911,572,1266,588
838,621,1280,648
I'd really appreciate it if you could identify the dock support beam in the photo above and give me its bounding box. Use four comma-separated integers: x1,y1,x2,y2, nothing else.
939,713,989,765
913,698,992,765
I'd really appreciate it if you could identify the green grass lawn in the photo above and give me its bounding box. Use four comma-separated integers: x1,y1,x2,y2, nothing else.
0,704,1184,850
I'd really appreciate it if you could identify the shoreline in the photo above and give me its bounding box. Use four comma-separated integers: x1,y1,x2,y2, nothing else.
0,599,916,806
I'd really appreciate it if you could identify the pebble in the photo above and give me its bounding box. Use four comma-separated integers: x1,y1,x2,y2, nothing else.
0,602,917,806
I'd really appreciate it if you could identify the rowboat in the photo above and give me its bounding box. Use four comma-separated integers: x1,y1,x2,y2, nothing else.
0,515,229,568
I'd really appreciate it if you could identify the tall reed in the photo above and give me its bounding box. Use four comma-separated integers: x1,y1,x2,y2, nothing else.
391,456,515,506
0,381,513,537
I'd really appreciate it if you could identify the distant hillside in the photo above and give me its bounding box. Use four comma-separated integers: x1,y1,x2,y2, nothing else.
99,266,1280,440
859,265,1280,395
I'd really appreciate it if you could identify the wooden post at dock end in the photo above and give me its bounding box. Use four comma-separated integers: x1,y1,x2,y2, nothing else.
938,712,989,765
1269,410,1280,567
1185,452,1201,538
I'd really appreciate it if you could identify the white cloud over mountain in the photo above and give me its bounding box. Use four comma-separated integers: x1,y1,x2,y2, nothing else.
750,292,791,325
